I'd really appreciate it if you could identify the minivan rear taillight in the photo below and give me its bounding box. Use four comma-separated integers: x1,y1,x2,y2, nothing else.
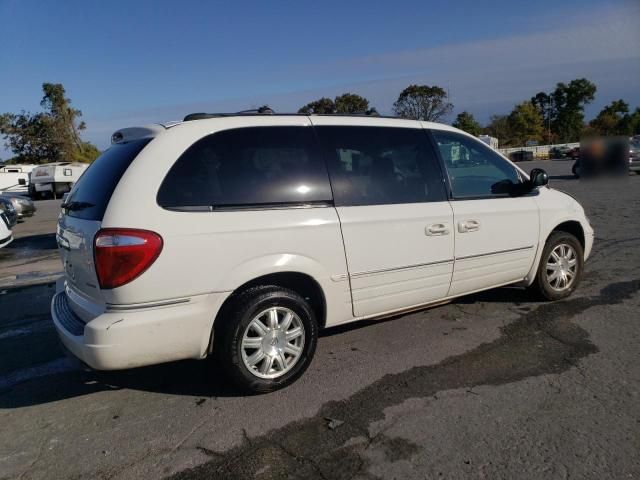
94,229,163,289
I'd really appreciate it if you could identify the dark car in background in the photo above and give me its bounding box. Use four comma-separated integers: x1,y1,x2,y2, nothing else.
0,193,36,220
630,137,640,174
509,150,534,162
0,197,18,227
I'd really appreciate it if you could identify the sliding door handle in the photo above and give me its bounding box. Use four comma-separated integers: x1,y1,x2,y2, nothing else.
426,223,450,236
458,219,480,233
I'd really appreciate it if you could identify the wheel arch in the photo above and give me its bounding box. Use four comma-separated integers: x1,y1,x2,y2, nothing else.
207,270,327,355
550,220,585,250
521,218,587,287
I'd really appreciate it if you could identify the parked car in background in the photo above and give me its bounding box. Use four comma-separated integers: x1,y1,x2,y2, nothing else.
568,147,580,160
30,162,88,199
0,210,12,248
629,137,640,174
549,146,571,159
0,193,36,220
0,196,18,227
509,150,534,162
52,114,593,393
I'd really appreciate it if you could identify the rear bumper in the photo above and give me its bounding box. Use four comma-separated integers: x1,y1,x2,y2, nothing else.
51,284,229,370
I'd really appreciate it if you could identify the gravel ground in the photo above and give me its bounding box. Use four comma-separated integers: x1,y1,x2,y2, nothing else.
0,159,639,479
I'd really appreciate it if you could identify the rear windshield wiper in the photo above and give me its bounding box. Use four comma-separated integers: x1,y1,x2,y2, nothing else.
61,201,95,211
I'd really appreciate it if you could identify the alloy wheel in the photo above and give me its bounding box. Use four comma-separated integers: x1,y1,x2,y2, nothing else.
240,307,305,379
546,243,578,291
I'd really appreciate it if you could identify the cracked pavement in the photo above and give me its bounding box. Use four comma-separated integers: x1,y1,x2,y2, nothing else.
1,160,639,479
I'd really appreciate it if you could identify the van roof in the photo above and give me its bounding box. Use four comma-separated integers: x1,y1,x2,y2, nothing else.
111,114,459,145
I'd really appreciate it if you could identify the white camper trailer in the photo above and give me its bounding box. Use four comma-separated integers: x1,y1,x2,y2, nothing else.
478,135,499,150
30,162,88,199
0,164,36,194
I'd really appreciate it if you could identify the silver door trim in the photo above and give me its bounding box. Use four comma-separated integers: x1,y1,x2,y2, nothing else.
455,245,534,261
351,259,454,278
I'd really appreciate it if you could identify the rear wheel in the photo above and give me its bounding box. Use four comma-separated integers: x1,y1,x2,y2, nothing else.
532,231,584,301
216,285,318,393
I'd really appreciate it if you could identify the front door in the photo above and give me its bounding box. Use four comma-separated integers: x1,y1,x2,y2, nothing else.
312,120,454,317
430,129,539,296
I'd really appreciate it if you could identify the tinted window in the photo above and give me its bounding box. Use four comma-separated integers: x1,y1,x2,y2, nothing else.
316,126,446,206
432,130,520,198
157,127,331,208
65,139,150,220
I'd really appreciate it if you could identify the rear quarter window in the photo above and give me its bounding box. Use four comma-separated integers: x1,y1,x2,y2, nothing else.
157,126,332,209
65,139,150,220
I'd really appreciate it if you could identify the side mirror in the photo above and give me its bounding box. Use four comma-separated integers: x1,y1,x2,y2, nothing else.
529,168,549,188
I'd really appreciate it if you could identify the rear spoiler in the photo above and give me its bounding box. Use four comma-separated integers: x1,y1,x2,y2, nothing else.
111,125,166,145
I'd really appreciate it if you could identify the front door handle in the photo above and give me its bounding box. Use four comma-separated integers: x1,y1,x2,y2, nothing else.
458,219,480,233
426,223,450,236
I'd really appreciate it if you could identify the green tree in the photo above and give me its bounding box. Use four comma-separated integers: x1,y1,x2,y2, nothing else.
298,93,372,115
393,84,453,121
0,83,99,163
334,93,370,114
298,97,335,114
452,111,482,136
623,107,640,135
590,99,630,136
532,78,596,143
484,115,512,146
506,102,545,146
0,111,55,163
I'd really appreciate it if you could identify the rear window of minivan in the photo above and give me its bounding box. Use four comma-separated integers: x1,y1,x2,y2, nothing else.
64,139,150,221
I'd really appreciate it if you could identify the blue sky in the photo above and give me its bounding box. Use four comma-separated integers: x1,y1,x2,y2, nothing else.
1,0,639,154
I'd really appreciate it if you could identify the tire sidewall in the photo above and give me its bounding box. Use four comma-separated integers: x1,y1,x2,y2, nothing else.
224,288,318,393
537,232,584,300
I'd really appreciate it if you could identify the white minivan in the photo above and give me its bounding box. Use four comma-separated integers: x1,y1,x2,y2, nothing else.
52,114,594,392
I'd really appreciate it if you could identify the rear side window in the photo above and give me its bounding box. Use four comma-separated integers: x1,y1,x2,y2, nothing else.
65,139,150,220
157,126,332,209
316,126,446,206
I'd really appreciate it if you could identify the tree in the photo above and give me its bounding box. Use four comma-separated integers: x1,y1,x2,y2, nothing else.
392,84,453,121
590,99,630,136
452,111,482,136
0,111,55,163
0,83,100,163
623,107,640,136
484,115,512,145
532,78,596,143
298,93,372,114
298,97,335,114
334,93,369,114
506,102,545,146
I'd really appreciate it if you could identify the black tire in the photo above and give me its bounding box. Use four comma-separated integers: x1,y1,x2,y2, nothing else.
532,231,584,301
215,285,318,393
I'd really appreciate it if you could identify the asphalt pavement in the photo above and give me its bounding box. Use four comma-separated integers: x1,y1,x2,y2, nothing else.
1,159,639,479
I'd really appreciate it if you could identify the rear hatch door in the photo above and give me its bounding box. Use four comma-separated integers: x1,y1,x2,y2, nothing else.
57,139,151,310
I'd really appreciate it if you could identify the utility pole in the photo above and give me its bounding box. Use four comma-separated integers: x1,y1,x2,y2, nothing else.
547,98,552,145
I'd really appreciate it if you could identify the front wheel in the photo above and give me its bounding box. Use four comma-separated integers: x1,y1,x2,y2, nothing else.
216,285,318,393
532,231,584,301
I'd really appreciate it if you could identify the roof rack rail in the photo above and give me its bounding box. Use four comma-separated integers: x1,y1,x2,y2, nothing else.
183,106,276,121
182,110,398,122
